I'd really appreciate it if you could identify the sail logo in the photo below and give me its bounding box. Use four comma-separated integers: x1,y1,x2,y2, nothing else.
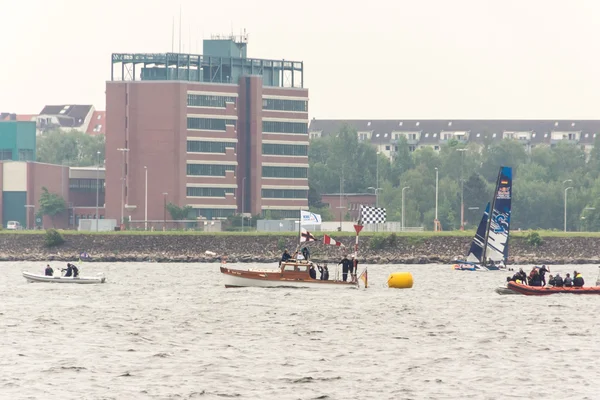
497,186,511,199
493,214,510,234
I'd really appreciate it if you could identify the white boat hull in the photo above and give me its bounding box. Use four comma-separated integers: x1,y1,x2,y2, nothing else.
23,271,106,284
222,271,357,289
495,285,522,295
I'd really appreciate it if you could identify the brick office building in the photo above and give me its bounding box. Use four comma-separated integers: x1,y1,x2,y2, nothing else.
105,35,309,223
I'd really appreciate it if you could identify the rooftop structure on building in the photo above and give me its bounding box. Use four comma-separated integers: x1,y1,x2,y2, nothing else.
309,119,600,159
105,35,309,223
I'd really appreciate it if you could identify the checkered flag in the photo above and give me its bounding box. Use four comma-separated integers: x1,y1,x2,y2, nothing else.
360,205,386,224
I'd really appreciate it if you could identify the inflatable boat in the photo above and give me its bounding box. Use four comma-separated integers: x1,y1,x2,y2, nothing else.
506,281,600,296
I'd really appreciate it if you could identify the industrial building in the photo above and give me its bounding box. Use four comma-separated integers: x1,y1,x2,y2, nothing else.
105,35,309,223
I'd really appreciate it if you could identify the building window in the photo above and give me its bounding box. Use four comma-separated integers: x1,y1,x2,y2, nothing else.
186,164,235,176
262,121,308,134
69,178,105,192
261,209,300,219
262,98,308,112
262,143,308,156
262,166,308,179
187,141,236,153
408,145,416,152
18,149,33,161
187,118,236,131
188,94,236,108
385,145,390,151
0,149,13,160
194,208,236,219
261,189,308,198
186,187,235,197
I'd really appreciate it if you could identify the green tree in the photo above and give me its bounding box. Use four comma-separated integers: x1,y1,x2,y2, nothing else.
166,203,193,220
37,130,105,166
37,187,67,227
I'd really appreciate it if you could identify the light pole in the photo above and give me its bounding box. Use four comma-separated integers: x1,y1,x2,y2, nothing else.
564,185,573,232
376,152,379,206
367,187,382,208
24,205,35,229
162,192,168,230
117,148,129,226
402,186,410,231
95,151,101,232
434,167,439,232
241,177,246,232
144,166,148,231
337,173,345,231
456,148,467,230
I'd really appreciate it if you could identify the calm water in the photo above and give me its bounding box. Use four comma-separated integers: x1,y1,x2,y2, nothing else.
1,261,600,400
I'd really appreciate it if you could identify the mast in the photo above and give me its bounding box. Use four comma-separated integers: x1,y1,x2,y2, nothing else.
481,167,502,265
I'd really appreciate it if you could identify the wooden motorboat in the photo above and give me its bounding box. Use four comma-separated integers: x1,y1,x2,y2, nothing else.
23,271,106,284
506,281,600,296
220,259,359,289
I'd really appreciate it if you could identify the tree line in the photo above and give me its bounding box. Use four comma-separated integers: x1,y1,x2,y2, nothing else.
308,125,600,231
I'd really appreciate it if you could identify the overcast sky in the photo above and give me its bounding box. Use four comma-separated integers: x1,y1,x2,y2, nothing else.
1,0,599,119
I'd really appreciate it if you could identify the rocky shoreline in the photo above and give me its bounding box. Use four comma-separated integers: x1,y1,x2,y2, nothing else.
0,233,599,265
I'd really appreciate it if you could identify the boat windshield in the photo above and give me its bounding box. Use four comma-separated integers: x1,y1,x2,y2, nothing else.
283,264,308,273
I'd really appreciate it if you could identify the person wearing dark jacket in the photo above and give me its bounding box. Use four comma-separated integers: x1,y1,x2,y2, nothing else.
62,263,73,277
573,271,584,287
44,264,54,276
539,265,550,286
339,255,352,282
309,265,316,279
318,265,329,280
279,249,291,266
72,264,80,278
302,247,310,261
553,273,564,287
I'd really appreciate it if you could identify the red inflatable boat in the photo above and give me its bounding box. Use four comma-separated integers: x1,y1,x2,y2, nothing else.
507,282,600,296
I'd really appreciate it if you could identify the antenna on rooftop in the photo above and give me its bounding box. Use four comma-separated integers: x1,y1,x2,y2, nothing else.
178,4,182,54
171,16,174,52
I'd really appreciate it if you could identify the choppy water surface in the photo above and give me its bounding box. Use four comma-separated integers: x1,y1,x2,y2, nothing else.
1,262,600,399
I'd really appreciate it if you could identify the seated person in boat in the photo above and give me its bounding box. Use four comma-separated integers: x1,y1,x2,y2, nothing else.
528,268,542,287
553,273,564,287
280,249,291,265
72,264,80,278
309,264,317,279
507,270,525,284
517,268,527,284
44,264,54,276
62,263,73,277
301,246,310,261
564,273,573,287
317,264,329,280
573,271,584,287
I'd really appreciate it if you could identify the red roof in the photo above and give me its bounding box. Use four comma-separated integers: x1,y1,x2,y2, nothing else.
0,114,36,122
87,111,106,135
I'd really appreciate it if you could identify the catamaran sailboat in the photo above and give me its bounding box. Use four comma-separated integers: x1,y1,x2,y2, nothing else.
454,166,512,272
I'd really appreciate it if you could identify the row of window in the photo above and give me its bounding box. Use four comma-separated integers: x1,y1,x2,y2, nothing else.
0,149,12,160
262,143,308,156
263,121,308,134
186,164,235,176
194,208,237,219
187,94,236,108
261,189,308,199
187,118,236,131
261,209,300,219
187,141,236,153
262,99,307,112
69,179,105,191
19,149,34,161
262,166,307,178
187,187,235,197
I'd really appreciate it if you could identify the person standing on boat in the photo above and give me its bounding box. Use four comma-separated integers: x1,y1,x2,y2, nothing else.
72,264,80,278
351,256,359,283
301,247,310,261
339,255,351,282
44,264,54,276
539,265,550,286
573,271,584,287
309,264,316,279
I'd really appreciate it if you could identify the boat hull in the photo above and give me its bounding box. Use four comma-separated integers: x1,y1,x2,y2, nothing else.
23,272,106,284
453,263,507,272
495,285,522,295
220,266,357,289
507,282,600,296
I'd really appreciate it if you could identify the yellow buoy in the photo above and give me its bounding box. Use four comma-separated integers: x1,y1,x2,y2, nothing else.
387,272,414,289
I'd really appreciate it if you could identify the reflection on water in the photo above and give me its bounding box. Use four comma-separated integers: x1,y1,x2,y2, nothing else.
1,262,600,399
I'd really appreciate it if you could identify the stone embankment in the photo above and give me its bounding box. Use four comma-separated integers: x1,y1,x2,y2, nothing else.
0,233,599,265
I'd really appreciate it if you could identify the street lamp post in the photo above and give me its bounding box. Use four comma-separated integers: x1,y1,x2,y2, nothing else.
376,152,379,207
337,173,345,231
162,192,168,230
456,149,467,230
434,167,439,232
95,151,101,232
241,177,246,232
563,179,573,232
24,205,35,229
117,148,129,226
564,186,573,232
144,166,148,231
402,186,410,231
